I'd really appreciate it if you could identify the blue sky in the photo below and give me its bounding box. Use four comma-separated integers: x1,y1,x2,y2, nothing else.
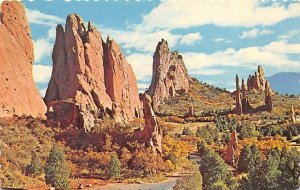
21,0,300,95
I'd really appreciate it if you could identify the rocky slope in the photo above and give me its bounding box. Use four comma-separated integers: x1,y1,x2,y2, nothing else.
147,39,189,110
0,1,46,117
45,14,141,131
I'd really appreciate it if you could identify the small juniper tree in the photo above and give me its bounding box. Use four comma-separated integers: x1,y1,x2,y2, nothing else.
109,153,121,180
45,144,70,190
26,152,43,177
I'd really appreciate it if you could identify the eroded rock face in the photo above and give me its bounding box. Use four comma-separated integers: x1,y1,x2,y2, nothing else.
0,1,46,117
225,130,238,165
147,39,189,110
105,38,141,121
247,65,267,92
264,81,273,112
45,14,140,131
235,75,242,115
133,93,162,155
142,93,162,155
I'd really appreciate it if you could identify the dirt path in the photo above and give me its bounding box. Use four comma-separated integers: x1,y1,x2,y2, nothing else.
90,177,177,190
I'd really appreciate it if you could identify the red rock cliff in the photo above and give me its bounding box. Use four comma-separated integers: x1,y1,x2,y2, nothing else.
148,39,189,110
0,1,46,117
45,14,141,131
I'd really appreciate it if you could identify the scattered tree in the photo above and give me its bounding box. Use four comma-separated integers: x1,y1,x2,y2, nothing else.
45,144,70,190
109,153,121,180
26,152,43,177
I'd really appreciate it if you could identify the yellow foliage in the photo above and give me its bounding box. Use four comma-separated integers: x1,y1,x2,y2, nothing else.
163,135,193,163
236,135,290,159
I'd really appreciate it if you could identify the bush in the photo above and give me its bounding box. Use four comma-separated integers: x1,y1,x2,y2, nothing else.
109,153,121,180
182,127,193,136
287,131,293,141
25,152,43,177
45,144,70,190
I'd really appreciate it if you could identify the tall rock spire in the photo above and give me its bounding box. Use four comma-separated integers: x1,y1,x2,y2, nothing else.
235,74,242,115
0,1,46,117
264,81,273,112
148,39,189,110
45,14,141,131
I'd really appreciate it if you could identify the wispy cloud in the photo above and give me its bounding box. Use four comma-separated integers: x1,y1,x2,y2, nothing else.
137,0,300,31
33,65,52,84
26,8,64,26
189,69,225,76
239,28,273,39
180,32,202,45
33,37,53,62
278,29,300,39
212,38,231,43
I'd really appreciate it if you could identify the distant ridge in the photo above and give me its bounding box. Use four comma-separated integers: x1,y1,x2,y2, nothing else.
267,72,300,95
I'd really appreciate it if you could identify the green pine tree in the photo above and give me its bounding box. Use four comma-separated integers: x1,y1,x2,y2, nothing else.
237,145,252,173
109,153,121,180
199,148,235,189
26,152,43,177
45,144,70,190
278,148,300,190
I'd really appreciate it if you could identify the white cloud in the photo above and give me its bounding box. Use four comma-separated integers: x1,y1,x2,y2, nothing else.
278,29,300,39
127,53,153,80
262,40,300,54
239,28,273,39
138,83,150,93
100,27,181,53
138,0,300,31
26,8,64,26
39,88,48,97
182,41,300,73
180,32,202,45
33,38,53,62
33,65,52,84
213,38,231,43
189,69,225,76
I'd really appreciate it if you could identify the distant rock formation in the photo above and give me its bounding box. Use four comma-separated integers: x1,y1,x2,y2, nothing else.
247,65,267,92
235,65,273,114
225,130,238,166
235,75,242,115
0,1,46,117
45,14,141,131
133,93,162,155
291,105,296,123
264,81,273,112
147,39,189,110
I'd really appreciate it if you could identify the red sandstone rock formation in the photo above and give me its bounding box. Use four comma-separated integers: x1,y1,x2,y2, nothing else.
0,1,46,117
45,14,141,131
264,81,273,112
247,65,267,92
105,37,141,121
225,130,238,165
292,105,296,123
147,39,189,110
134,93,162,155
235,75,242,115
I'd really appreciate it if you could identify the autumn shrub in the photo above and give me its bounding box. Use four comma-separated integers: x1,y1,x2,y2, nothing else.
131,148,169,176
